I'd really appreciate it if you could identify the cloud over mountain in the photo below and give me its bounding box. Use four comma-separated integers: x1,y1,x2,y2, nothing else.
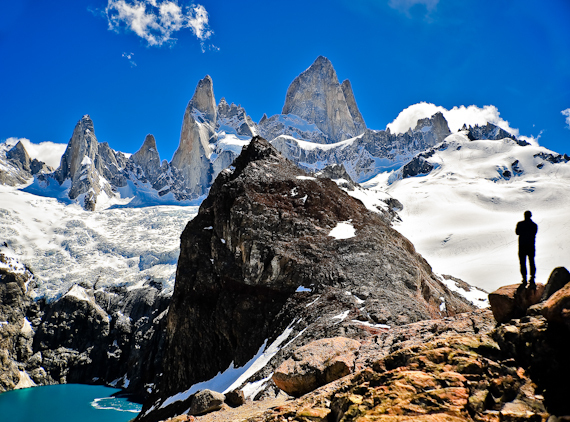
387,102,521,138
105,0,212,47
5,138,67,168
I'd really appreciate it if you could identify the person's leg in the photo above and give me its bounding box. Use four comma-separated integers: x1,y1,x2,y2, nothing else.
519,250,527,284
529,249,536,283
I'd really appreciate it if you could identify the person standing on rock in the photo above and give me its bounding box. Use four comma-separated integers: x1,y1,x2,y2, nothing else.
516,210,538,287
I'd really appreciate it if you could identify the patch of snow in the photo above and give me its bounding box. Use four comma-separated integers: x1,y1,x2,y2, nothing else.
305,296,320,307
242,373,273,400
160,320,299,410
345,291,364,304
350,320,390,330
331,310,350,323
204,226,213,230
439,276,489,308
439,297,446,312
81,156,92,166
65,284,90,302
296,176,316,180
296,285,311,292
15,371,36,389
21,318,33,335
328,221,356,240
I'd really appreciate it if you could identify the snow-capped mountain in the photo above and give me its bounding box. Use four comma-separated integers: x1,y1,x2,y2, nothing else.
365,131,570,292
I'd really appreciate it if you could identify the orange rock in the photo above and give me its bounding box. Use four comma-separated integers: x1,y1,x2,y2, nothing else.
488,284,545,323
541,282,570,329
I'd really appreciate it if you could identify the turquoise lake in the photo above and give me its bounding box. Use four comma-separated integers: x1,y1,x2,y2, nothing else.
0,384,141,422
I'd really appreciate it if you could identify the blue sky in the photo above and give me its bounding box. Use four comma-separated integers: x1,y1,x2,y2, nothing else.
1,0,569,161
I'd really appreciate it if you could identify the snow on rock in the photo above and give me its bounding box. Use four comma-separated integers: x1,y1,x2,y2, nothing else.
158,320,298,409
328,221,356,240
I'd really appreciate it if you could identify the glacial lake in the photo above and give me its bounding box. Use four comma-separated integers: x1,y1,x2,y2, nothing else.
0,384,141,422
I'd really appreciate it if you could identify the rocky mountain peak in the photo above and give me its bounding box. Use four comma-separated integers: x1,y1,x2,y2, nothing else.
189,75,217,123
282,56,364,143
6,141,31,172
341,79,367,134
140,136,475,421
131,134,162,183
413,111,451,141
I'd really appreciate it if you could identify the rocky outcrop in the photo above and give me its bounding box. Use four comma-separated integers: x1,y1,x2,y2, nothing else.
0,249,35,392
6,141,31,172
131,134,165,189
488,283,545,324
282,56,365,143
217,98,257,138
272,337,361,396
137,136,475,421
26,282,169,399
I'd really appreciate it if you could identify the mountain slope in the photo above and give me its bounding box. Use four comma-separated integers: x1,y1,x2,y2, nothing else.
365,132,570,292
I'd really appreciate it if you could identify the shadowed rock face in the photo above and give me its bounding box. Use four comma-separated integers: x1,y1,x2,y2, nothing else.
139,136,474,421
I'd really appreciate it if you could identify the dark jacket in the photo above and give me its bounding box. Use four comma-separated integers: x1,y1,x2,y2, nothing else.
516,219,538,249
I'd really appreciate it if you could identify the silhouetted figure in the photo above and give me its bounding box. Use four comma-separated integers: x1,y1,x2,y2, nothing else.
516,210,537,286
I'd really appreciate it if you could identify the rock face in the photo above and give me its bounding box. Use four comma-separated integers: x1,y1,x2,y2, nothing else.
0,242,170,401
282,56,366,143
170,75,217,198
0,141,51,186
0,250,34,392
138,136,475,421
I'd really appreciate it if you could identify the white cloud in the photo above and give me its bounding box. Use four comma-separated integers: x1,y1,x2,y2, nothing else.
122,52,137,67
388,0,439,15
105,0,212,47
562,108,570,129
387,102,521,138
5,138,67,169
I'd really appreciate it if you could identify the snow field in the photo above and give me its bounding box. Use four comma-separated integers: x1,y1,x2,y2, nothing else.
0,185,198,300
365,134,570,292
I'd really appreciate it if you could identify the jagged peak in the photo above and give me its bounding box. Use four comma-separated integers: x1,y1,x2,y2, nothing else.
188,75,216,123
140,134,157,150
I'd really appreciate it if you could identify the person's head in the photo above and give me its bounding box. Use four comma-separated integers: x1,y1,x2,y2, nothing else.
524,210,532,220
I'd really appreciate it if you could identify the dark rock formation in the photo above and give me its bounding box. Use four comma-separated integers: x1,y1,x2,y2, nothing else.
0,251,34,392
138,136,475,421
27,282,169,400
314,163,358,190
541,267,570,301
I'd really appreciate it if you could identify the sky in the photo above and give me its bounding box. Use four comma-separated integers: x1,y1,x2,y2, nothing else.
1,0,569,163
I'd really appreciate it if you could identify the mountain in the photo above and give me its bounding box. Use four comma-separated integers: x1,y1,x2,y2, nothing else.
281,55,366,143
136,137,476,421
1,56,479,209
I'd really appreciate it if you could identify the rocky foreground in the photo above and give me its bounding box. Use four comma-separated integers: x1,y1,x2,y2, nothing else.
161,268,570,422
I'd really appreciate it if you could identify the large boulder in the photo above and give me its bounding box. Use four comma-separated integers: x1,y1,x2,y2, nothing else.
188,389,225,416
541,282,570,330
541,267,570,301
272,337,361,396
488,284,545,323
